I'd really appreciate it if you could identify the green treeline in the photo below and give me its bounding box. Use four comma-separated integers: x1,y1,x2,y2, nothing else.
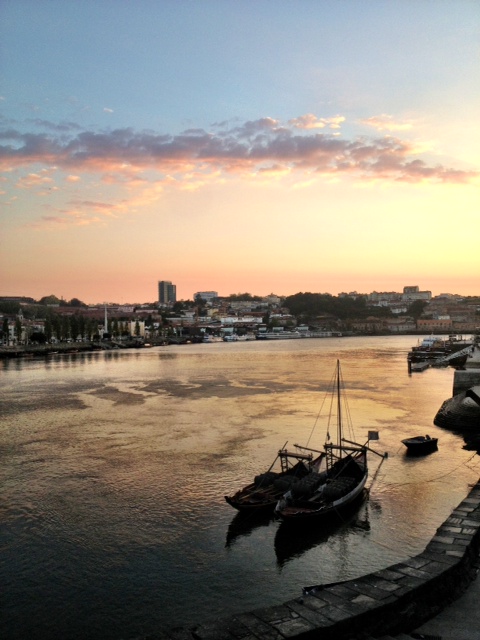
284,293,390,320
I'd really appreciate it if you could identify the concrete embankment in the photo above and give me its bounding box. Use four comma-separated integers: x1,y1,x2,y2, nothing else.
0,340,167,359
151,480,480,640
453,345,480,395
0,342,100,358
435,346,480,432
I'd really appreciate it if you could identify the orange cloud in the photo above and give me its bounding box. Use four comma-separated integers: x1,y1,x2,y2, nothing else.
15,172,54,189
361,114,414,132
289,114,345,130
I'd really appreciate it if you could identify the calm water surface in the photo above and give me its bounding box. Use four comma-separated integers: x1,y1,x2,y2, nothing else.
1,337,479,639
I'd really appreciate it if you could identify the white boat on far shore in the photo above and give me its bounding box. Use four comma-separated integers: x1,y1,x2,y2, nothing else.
223,333,256,342
256,330,340,340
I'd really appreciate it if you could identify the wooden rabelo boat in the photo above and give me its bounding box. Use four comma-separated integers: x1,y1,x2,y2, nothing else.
224,443,318,512
401,434,438,455
274,360,383,523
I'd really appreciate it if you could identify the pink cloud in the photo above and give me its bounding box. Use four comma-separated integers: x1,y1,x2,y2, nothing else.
0,115,476,185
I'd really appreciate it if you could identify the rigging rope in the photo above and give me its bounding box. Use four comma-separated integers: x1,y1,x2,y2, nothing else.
373,452,480,490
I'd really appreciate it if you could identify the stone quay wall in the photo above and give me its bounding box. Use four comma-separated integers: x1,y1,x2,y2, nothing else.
152,479,480,640
453,345,480,396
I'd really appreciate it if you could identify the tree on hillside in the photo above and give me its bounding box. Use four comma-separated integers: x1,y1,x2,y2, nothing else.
172,301,185,313
85,318,97,341
70,314,79,340
407,300,428,319
68,298,87,308
2,317,9,343
19,305,40,319
0,301,21,314
15,318,22,343
228,293,262,301
285,292,390,321
44,317,53,342
39,295,61,306
78,315,86,339
30,331,47,344
61,316,70,341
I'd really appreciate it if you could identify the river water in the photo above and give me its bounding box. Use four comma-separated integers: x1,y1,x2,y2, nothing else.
1,336,479,639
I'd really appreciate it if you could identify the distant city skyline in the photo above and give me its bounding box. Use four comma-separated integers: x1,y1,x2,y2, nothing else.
1,2,478,304
2,282,478,307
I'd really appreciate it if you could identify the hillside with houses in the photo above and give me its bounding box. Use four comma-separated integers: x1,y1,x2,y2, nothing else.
1,286,479,347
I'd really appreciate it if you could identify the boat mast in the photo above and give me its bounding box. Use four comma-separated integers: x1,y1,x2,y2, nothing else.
336,359,342,455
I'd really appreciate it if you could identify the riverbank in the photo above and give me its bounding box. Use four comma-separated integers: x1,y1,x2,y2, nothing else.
0,339,167,358
3,332,477,361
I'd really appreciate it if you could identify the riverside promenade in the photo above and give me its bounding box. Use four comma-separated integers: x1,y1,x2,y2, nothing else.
149,479,480,640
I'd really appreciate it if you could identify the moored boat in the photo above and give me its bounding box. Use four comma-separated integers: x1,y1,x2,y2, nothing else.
401,434,438,455
274,360,383,523
224,444,318,512
255,331,306,340
410,361,430,372
408,335,473,365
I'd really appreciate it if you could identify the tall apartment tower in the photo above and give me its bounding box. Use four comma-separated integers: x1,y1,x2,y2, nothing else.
158,280,177,305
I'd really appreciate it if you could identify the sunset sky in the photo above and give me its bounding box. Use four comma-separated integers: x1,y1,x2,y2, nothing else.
1,1,479,304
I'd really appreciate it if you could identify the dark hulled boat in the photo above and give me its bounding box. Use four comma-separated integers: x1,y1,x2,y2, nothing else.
401,434,438,455
274,360,383,523
224,445,317,512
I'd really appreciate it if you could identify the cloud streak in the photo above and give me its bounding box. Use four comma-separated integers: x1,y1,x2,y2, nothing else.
0,115,476,185
360,114,414,132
